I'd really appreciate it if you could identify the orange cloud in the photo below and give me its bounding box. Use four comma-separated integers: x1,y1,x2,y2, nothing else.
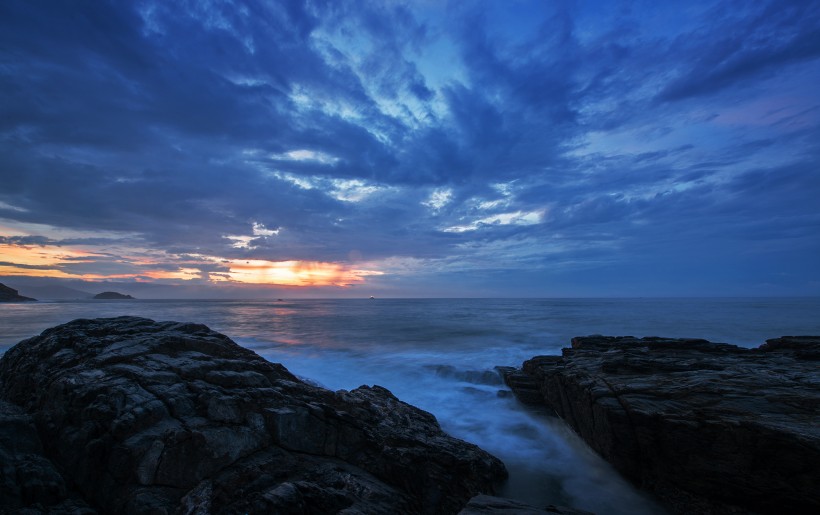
0,243,109,279
0,242,382,288
138,268,204,281
0,243,101,266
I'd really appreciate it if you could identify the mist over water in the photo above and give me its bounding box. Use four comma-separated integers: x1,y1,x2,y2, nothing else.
2,298,819,513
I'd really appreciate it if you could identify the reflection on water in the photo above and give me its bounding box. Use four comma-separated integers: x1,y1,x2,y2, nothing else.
2,298,819,513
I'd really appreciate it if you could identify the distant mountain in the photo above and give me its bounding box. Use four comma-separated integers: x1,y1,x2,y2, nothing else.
0,282,36,302
93,291,135,300
12,284,93,300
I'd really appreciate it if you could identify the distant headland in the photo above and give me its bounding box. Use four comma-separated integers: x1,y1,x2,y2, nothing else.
0,283,36,302
93,291,135,300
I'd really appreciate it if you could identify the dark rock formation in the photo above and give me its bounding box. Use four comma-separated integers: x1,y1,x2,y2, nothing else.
0,400,95,513
0,317,506,514
458,494,593,514
504,335,820,515
0,282,36,302
494,367,544,406
93,291,134,299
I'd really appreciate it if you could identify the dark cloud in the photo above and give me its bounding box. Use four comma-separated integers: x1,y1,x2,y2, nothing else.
0,236,56,246
0,261,54,271
659,1,820,102
1,0,818,295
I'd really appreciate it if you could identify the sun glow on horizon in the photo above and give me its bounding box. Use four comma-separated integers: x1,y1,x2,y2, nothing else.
0,242,382,288
215,259,382,287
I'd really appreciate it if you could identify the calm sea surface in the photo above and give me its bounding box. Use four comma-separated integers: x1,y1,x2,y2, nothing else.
2,297,819,513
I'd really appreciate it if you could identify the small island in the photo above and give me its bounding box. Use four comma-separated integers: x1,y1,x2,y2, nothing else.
0,283,36,302
93,291,135,300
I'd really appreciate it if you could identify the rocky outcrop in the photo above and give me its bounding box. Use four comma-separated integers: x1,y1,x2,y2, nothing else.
93,291,134,299
503,335,820,515
0,400,95,513
0,282,36,302
0,317,506,514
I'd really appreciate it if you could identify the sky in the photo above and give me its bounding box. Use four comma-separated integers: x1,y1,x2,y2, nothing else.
1,0,819,298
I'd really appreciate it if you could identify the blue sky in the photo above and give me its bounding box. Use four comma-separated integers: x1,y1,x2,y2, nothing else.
1,0,819,297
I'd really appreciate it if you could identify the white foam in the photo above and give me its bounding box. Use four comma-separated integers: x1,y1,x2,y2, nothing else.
254,343,666,514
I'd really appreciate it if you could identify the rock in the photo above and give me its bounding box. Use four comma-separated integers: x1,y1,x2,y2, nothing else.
458,494,593,514
0,317,507,514
0,400,95,513
0,282,36,302
426,364,505,386
495,366,545,406
92,291,134,299
504,335,820,515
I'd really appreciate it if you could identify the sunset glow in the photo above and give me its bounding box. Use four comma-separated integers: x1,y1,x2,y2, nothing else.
0,244,101,267
0,241,381,288
0,244,107,279
217,259,383,287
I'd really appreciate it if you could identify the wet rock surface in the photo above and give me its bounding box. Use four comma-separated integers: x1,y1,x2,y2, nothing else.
0,317,507,514
0,400,95,514
458,494,593,514
504,335,820,515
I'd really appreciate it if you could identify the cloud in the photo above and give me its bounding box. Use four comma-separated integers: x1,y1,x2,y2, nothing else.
659,1,820,102
0,235,55,246
0,0,818,295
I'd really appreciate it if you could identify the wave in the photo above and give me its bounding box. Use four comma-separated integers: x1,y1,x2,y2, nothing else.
423,364,504,386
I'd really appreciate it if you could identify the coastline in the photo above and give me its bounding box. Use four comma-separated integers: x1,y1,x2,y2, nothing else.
2,299,819,513
2,316,818,513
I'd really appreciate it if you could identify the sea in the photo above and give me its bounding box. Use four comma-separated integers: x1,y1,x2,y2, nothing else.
2,297,819,514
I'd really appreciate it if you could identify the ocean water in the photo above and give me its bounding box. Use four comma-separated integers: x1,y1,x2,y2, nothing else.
2,297,819,514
